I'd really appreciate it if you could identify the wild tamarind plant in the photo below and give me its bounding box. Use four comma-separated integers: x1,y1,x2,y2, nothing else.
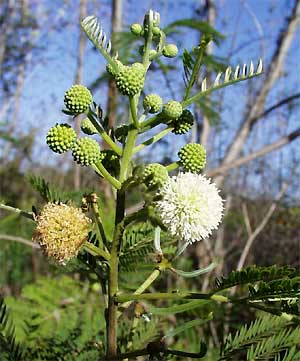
3,9,300,361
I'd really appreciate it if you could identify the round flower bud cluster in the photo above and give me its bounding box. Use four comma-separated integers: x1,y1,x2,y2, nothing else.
115,63,145,96
143,94,162,114
72,137,100,166
46,124,76,154
142,163,169,188
162,44,178,58
162,100,183,119
130,22,161,38
178,143,206,173
33,203,91,264
99,150,120,177
64,85,93,114
171,110,194,135
130,23,143,36
152,26,161,36
81,118,97,135
155,173,223,244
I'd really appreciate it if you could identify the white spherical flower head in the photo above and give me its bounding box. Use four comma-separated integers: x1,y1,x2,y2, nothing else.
155,172,224,244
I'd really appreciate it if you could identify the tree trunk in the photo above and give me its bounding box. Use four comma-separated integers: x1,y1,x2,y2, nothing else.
73,0,87,190
1,0,28,163
200,0,216,149
106,0,122,132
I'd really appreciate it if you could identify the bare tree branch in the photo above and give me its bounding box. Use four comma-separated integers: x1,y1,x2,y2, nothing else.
207,127,300,177
257,92,300,120
106,0,122,131
242,202,252,236
0,234,40,248
73,0,87,190
236,182,289,272
200,0,216,148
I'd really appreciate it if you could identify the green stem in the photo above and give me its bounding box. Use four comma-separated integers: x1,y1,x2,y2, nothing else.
133,126,173,154
87,111,122,156
166,161,179,172
142,13,154,69
106,11,155,358
120,269,161,312
116,291,212,303
107,190,125,357
90,201,109,250
0,203,34,220
92,162,121,190
183,38,207,101
119,128,138,182
129,97,139,129
83,242,110,261
139,114,161,132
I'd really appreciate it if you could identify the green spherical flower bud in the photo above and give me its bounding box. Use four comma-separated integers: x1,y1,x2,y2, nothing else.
72,137,100,166
64,85,93,115
116,63,145,96
149,49,157,59
162,100,183,119
132,62,145,72
178,143,206,173
143,94,163,114
81,118,97,135
142,163,169,188
130,23,143,36
46,124,76,154
106,59,124,77
152,26,161,36
172,109,194,135
162,44,178,58
99,150,120,177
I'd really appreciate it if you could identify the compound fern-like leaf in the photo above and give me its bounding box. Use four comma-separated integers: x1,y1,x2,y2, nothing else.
81,15,117,68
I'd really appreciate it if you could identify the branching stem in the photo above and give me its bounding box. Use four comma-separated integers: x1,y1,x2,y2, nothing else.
92,162,121,190
87,110,122,155
0,203,34,220
83,242,110,261
133,126,173,154
166,161,179,172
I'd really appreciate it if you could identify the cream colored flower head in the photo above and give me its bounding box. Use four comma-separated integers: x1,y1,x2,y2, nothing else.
155,172,224,244
33,203,92,264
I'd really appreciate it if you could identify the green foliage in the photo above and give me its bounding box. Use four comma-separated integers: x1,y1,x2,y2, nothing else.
81,15,115,66
149,299,211,316
6,276,106,360
164,18,224,43
118,317,161,353
221,314,300,361
119,222,155,272
27,175,91,207
248,277,300,302
182,46,226,90
0,296,22,361
215,265,297,291
247,328,300,360
28,174,65,203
